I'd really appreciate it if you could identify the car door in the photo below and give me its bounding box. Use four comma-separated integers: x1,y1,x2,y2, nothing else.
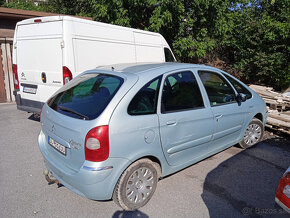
197,70,244,148
158,70,214,166
223,73,255,124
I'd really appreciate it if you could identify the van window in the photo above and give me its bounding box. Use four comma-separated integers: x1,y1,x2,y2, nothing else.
128,76,162,115
48,74,123,120
164,48,175,62
161,71,204,113
198,71,236,106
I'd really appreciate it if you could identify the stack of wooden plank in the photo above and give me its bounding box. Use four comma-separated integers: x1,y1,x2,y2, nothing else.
249,85,290,134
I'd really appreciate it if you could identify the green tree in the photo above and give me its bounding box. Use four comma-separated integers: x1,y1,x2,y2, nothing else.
2,0,289,89
223,0,290,89
2,0,54,12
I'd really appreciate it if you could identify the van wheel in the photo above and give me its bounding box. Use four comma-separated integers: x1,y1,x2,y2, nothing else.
113,159,159,210
239,118,264,149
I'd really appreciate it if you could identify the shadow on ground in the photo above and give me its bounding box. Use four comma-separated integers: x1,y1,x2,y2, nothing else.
112,210,149,218
201,138,290,217
28,113,40,122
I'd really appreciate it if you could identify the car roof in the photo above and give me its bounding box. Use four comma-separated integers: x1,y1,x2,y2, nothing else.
96,62,220,75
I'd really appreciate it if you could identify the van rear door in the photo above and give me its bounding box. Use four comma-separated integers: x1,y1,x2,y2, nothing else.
16,18,64,110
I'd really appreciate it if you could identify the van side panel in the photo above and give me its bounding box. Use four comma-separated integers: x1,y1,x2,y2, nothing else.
134,32,164,62
72,21,135,42
71,22,136,73
133,32,162,45
73,39,136,73
135,45,163,62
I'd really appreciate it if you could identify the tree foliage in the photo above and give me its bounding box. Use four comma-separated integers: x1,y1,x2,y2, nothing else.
2,0,53,12
2,0,289,90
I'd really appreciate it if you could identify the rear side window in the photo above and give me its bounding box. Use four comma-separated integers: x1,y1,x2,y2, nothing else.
48,74,123,120
161,71,204,113
128,76,162,115
164,48,175,62
198,71,236,106
224,74,252,99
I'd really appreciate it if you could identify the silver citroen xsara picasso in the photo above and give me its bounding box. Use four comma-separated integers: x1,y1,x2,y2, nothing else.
38,63,267,210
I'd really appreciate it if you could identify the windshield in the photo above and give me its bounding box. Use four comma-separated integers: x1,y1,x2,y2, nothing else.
48,73,124,120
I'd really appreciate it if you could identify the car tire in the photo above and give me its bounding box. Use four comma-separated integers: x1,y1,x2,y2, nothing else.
239,118,264,149
113,158,159,210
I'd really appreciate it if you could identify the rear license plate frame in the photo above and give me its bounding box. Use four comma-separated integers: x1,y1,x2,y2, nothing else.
48,136,66,156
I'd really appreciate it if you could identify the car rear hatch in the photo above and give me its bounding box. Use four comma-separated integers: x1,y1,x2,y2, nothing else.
40,71,137,171
15,17,64,104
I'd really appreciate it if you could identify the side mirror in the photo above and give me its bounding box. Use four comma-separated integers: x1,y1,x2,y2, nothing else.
236,93,247,102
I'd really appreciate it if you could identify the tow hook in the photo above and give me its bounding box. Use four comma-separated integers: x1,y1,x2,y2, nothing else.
43,169,61,187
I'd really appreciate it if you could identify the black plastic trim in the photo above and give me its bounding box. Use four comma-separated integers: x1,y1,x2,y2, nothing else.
20,83,38,89
16,95,44,114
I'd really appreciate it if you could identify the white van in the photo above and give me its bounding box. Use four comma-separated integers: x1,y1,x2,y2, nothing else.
12,16,175,114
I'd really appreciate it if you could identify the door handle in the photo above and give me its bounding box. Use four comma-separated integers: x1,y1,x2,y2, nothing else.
166,120,177,126
215,114,223,121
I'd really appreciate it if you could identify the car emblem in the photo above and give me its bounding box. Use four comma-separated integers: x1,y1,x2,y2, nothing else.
51,125,55,133
69,139,82,150
21,72,25,78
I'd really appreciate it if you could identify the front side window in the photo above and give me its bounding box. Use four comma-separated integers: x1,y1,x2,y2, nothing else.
128,76,162,115
198,71,236,106
161,71,204,113
224,74,252,99
164,48,175,62
48,74,123,120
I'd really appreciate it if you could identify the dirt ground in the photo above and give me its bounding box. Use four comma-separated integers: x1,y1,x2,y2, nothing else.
263,128,290,152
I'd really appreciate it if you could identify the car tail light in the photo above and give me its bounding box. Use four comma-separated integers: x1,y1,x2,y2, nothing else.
85,126,109,162
34,19,42,23
276,172,290,208
12,64,19,90
63,66,73,85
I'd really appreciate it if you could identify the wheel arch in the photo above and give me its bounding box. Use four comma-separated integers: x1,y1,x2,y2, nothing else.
133,155,162,179
254,113,263,123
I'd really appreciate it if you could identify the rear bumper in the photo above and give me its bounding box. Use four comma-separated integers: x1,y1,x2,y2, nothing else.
275,197,290,214
14,91,43,114
38,130,131,200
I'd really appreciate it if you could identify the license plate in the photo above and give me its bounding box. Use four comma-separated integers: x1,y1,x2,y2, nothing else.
23,86,37,94
48,136,66,155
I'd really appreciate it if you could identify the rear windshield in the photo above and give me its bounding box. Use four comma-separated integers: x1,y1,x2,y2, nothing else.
48,74,123,120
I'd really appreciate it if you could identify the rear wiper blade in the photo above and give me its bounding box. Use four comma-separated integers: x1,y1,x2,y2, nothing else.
58,106,89,120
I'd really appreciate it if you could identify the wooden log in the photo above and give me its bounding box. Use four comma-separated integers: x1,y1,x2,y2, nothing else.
267,117,290,129
268,113,290,123
265,124,290,135
1,43,11,102
249,84,290,103
5,43,15,102
0,45,6,102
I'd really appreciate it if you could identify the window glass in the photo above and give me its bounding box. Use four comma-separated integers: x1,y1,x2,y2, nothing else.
48,74,123,120
164,48,175,62
224,74,252,99
128,76,162,115
198,71,236,106
161,71,204,113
